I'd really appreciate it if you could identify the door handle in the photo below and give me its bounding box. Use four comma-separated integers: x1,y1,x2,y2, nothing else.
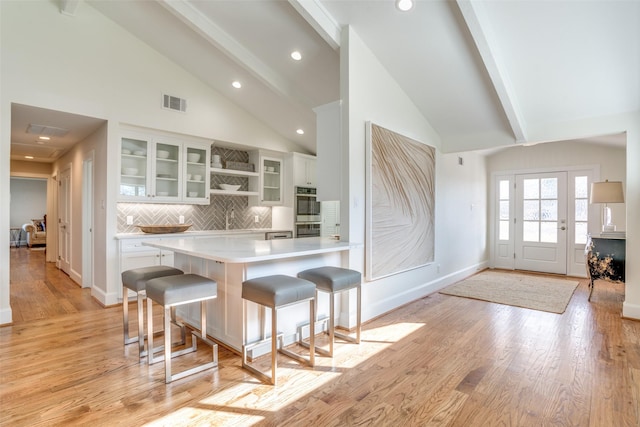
558,226,566,230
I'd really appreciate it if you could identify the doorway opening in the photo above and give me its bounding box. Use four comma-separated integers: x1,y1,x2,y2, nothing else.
493,167,597,277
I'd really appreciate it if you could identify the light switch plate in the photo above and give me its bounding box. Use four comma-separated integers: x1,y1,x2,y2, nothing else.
179,215,185,224
126,215,133,225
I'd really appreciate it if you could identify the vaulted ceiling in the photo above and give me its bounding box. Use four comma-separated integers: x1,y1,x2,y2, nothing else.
12,0,637,162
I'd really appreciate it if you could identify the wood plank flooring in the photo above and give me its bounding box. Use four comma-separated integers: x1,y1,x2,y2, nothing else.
1,249,639,426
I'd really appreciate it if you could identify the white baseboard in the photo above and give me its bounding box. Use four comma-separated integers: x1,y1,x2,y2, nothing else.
0,307,13,325
364,261,489,322
91,286,119,307
622,301,640,320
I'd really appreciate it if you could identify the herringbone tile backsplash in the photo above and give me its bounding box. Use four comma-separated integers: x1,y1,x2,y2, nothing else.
117,147,273,233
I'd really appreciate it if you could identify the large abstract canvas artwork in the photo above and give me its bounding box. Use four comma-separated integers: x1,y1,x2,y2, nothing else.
366,123,436,280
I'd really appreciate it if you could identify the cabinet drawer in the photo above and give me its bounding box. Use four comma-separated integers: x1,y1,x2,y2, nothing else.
120,239,158,253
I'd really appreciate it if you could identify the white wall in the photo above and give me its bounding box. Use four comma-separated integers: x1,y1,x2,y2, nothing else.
10,178,47,227
525,115,639,320
342,27,488,322
51,123,107,294
487,140,627,230
0,0,303,321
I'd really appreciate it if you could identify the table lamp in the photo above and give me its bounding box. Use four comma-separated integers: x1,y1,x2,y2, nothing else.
590,180,624,232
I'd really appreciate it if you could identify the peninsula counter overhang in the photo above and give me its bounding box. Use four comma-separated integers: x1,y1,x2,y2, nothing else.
142,236,361,264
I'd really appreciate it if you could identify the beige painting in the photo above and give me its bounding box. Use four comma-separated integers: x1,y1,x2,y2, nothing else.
366,123,435,279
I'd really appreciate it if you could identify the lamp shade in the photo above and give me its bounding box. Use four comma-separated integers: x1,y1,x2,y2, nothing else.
590,180,624,204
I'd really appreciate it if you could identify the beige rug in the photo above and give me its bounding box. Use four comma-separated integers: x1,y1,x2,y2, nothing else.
440,270,579,314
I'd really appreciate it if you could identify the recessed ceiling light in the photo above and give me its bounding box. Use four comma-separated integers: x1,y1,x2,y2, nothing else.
232,81,242,89
38,136,50,140
290,51,302,61
296,129,304,135
25,156,34,159
395,0,414,12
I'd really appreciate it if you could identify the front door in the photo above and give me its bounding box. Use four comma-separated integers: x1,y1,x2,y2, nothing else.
58,167,71,275
514,172,568,274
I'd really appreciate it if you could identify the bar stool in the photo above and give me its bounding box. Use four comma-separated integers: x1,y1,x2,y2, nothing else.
298,266,362,357
146,274,218,383
241,274,315,385
121,265,185,357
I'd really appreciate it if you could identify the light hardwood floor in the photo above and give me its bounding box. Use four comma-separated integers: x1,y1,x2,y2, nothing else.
1,248,639,426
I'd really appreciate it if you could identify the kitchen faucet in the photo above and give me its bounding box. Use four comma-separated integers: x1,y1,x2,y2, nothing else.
225,206,234,230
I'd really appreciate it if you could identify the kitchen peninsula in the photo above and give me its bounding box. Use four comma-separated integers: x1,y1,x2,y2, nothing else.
142,236,360,352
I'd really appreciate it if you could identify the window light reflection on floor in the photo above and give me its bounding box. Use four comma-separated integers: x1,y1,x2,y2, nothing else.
143,322,425,425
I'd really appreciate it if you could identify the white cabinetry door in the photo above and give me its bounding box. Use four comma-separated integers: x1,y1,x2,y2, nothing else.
120,134,151,200
153,139,182,202
293,153,317,188
119,129,211,204
249,151,284,206
119,238,174,299
183,143,210,204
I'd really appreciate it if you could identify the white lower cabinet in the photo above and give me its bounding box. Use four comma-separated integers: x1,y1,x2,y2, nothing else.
119,238,174,299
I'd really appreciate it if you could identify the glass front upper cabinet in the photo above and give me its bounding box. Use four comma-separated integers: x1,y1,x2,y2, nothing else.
120,137,149,200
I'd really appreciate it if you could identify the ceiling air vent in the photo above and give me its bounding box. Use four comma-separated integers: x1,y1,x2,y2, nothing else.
162,94,187,113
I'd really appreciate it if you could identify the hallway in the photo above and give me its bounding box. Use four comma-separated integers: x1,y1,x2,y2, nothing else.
8,247,103,324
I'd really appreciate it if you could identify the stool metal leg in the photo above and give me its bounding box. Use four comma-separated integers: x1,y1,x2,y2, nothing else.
333,285,362,345
243,298,315,386
137,292,145,357
148,299,218,383
123,286,136,345
304,285,361,357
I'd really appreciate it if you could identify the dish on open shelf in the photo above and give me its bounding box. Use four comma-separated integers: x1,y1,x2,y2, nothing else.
137,224,192,234
219,184,241,191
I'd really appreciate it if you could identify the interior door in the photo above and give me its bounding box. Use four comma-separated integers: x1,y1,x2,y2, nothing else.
58,167,71,275
515,172,568,274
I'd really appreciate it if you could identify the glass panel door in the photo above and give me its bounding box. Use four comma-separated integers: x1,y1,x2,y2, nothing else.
120,137,149,199
515,172,567,274
154,142,180,199
262,157,282,204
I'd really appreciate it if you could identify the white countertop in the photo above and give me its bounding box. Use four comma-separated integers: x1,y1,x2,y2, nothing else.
115,229,289,239
142,236,360,263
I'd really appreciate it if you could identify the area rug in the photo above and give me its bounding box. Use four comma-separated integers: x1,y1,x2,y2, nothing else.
440,270,579,314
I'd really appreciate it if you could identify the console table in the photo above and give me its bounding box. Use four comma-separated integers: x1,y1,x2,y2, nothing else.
585,235,625,301
9,227,21,248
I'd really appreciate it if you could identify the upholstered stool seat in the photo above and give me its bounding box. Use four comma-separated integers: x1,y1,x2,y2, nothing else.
121,265,185,357
242,274,316,385
298,266,362,357
146,274,218,383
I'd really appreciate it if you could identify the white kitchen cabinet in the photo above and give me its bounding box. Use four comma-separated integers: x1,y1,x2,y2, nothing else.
119,128,210,204
292,152,317,188
248,150,284,206
118,238,174,299
183,143,210,203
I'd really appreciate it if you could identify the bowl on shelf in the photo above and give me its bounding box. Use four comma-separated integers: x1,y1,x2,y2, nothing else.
187,153,201,163
156,150,170,159
219,184,241,191
133,150,145,156
137,224,192,234
121,148,131,155
156,191,169,196
193,174,202,181
122,167,138,176
188,191,199,197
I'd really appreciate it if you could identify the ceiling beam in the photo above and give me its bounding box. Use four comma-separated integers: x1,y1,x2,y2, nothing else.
288,0,341,51
456,0,527,143
60,0,82,16
158,0,313,109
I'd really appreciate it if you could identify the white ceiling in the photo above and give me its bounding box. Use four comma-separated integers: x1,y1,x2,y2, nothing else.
11,0,636,163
